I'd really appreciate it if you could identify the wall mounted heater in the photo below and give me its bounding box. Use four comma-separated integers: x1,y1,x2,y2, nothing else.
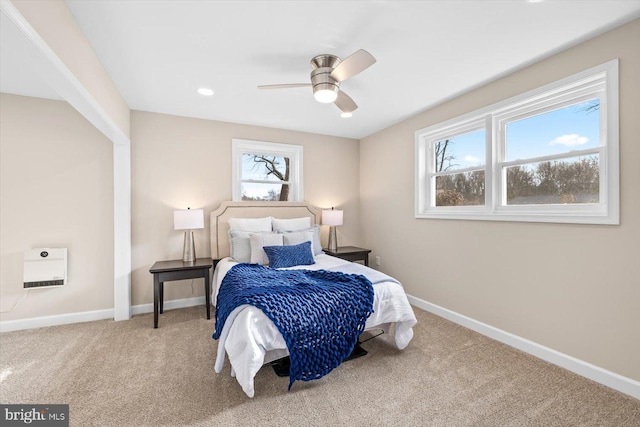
23,248,67,288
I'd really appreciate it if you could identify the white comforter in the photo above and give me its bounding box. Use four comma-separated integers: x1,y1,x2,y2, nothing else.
212,254,417,398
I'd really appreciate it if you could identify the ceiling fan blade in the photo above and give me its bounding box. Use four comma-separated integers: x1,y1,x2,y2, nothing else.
334,90,358,113
258,83,311,90
330,49,376,82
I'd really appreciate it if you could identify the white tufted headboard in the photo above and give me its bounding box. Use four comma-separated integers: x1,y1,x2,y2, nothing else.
209,201,321,260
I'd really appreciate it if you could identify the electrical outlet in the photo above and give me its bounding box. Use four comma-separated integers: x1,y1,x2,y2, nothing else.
375,256,381,266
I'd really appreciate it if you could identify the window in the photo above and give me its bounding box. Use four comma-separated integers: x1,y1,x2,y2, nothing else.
415,60,619,224
429,121,486,207
232,139,303,201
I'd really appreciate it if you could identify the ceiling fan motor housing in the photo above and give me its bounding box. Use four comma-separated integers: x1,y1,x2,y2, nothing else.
310,55,341,102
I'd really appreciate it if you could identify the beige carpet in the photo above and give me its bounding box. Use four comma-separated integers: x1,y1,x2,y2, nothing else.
1,306,638,426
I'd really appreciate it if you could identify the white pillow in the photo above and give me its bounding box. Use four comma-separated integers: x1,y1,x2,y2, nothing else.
250,233,284,265
272,217,311,232
283,230,314,247
279,225,322,255
229,216,272,232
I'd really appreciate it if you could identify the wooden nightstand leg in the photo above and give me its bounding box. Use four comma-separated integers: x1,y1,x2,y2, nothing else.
153,275,160,328
364,255,369,266
159,282,164,313
204,268,211,320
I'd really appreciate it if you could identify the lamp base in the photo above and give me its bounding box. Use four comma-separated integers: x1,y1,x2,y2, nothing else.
182,230,196,262
328,226,338,252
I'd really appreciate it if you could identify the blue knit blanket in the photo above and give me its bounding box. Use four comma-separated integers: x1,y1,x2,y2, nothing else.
213,264,374,390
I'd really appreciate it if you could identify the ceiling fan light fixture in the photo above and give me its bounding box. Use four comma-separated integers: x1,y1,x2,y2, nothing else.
313,85,338,103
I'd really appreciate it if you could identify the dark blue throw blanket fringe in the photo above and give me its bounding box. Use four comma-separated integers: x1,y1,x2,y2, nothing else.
213,264,374,390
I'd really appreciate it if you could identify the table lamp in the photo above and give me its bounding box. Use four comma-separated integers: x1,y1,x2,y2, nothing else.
174,208,204,262
322,207,343,252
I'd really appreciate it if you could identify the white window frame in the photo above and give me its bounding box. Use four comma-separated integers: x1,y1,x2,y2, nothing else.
415,59,619,225
232,139,303,202
417,116,489,214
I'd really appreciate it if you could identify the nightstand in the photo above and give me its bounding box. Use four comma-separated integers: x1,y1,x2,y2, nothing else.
149,258,213,328
323,246,372,266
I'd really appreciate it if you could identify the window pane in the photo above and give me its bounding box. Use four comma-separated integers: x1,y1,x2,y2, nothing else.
242,154,289,182
435,171,485,206
506,99,600,161
432,129,485,172
241,183,290,201
505,155,599,205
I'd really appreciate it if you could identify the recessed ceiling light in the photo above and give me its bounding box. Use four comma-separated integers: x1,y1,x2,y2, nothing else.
341,112,353,118
197,87,214,96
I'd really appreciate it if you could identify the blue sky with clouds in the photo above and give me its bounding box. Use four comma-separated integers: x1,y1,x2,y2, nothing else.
443,99,600,169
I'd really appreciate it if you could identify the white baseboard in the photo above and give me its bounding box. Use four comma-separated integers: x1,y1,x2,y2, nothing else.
0,308,114,333
0,296,207,333
130,296,206,315
407,294,640,400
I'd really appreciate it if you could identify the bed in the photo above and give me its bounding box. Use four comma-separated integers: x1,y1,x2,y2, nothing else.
210,201,417,397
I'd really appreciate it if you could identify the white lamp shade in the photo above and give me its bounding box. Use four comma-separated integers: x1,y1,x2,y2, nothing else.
322,209,343,226
174,209,204,230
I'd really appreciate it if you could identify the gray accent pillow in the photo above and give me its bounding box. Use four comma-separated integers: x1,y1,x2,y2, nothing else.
279,225,322,255
228,230,252,262
283,230,314,247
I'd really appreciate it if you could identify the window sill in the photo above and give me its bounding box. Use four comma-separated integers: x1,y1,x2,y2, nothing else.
415,209,618,225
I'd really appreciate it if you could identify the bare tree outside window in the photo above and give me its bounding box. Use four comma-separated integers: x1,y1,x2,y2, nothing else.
506,156,599,205
433,138,485,206
434,99,600,207
416,61,617,224
580,99,600,114
505,99,601,205
241,155,290,201
434,139,456,172
233,139,303,202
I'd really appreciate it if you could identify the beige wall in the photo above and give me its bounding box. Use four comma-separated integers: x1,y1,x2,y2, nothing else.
130,111,360,306
360,19,640,381
0,94,114,321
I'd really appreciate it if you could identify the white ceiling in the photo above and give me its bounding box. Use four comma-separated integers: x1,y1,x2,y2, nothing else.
2,1,639,139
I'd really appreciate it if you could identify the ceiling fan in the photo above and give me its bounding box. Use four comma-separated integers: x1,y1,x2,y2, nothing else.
258,49,376,116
